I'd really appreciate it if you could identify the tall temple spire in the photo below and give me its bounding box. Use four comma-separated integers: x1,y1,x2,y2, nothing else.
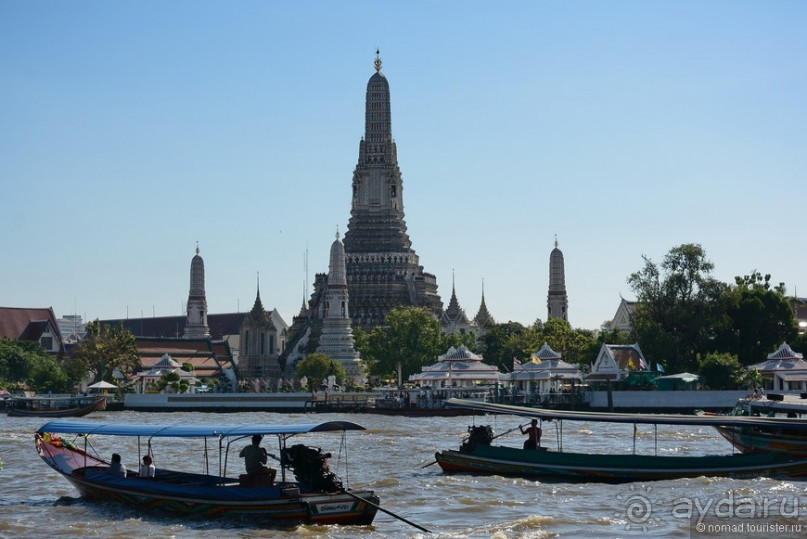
547,237,569,322
342,52,442,330
251,272,264,314
441,269,471,333
474,278,496,329
183,243,210,338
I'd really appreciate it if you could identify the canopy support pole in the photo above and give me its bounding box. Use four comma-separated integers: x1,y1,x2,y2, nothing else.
654,424,658,455
204,437,209,477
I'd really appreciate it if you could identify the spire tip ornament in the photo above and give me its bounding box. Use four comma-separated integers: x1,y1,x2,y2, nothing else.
374,49,382,72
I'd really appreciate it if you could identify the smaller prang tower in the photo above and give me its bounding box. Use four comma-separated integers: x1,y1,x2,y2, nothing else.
547,237,568,322
183,244,210,338
316,231,364,382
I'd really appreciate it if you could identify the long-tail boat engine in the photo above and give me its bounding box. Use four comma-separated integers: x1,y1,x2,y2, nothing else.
281,444,343,492
460,425,494,453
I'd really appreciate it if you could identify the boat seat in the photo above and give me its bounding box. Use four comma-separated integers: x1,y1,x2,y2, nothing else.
239,468,276,487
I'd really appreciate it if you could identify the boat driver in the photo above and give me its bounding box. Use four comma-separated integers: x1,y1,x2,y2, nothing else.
520,419,542,450
240,434,270,474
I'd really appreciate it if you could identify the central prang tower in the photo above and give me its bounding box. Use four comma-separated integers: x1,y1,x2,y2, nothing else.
342,52,443,330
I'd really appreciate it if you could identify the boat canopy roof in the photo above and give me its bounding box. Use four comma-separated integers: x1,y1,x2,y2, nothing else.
38,420,366,438
445,398,807,429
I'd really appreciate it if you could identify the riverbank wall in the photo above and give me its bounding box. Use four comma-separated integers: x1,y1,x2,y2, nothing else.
123,392,374,413
586,390,749,413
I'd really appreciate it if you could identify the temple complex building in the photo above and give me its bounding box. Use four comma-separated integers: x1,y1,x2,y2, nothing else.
237,281,286,381
439,274,496,336
342,51,443,330
547,238,569,322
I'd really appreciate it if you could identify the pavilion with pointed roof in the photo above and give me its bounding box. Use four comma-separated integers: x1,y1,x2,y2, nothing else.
749,342,807,391
587,343,648,382
134,353,198,393
408,345,501,388
503,344,583,395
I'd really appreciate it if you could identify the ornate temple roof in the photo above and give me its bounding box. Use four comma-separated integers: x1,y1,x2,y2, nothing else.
473,282,495,328
751,343,807,372
767,342,804,361
409,345,501,384
441,281,470,325
247,285,271,325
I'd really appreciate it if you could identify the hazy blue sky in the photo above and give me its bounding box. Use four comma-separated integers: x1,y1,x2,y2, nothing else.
2,1,805,331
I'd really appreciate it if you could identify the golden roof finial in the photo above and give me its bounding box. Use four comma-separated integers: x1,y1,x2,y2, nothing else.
374,49,382,72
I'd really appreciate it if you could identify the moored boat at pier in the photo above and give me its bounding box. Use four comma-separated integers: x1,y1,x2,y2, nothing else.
6,394,106,417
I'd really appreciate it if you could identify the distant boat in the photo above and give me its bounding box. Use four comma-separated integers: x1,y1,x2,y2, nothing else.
36,420,381,527
6,395,106,417
433,399,807,483
714,394,807,457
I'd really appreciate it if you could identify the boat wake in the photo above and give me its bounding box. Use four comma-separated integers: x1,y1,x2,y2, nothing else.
53,496,84,506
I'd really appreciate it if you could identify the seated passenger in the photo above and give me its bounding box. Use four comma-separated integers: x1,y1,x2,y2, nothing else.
139,455,156,478
107,453,127,477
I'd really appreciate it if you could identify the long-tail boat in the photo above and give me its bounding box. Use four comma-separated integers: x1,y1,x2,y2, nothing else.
36,420,380,526
714,395,807,457
6,395,106,417
433,399,807,483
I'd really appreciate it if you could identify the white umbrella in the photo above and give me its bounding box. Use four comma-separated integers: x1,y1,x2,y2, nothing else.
87,381,118,389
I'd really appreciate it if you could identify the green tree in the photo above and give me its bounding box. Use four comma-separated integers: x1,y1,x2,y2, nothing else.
697,352,742,390
627,243,729,372
0,339,73,392
357,306,444,382
738,367,768,392
295,353,347,389
719,272,797,365
158,370,181,392
477,321,527,371
442,330,478,352
0,338,33,383
71,320,140,384
28,354,69,392
539,318,598,367
792,332,807,358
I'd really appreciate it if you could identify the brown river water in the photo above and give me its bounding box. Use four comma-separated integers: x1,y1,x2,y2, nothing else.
2,410,806,538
